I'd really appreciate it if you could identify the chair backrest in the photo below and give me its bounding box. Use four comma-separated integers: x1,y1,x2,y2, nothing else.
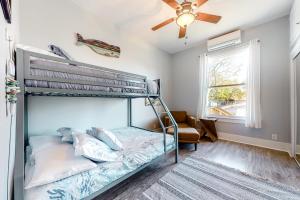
171,111,187,123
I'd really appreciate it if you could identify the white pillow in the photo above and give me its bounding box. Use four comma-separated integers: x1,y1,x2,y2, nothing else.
25,135,97,189
29,135,61,154
73,133,118,162
88,128,123,151
57,127,84,143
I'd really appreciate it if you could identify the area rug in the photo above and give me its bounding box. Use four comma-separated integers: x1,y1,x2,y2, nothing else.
142,157,300,200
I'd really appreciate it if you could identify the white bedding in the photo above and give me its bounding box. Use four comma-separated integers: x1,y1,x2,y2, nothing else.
25,127,175,200
25,136,97,189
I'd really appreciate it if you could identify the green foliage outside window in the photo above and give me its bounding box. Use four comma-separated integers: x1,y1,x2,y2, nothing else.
209,87,246,103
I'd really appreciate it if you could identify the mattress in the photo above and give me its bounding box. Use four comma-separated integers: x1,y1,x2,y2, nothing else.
25,79,146,94
25,59,148,95
30,59,146,82
25,127,175,200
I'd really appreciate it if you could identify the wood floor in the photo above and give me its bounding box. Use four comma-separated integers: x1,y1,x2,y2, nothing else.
96,139,300,200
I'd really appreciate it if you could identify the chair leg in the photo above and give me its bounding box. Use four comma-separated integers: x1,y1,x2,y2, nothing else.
195,143,197,151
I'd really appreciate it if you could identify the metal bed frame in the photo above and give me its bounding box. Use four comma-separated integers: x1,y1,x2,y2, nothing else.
14,47,178,200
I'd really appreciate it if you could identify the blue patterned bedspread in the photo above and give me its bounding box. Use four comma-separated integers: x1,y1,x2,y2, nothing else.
25,127,175,200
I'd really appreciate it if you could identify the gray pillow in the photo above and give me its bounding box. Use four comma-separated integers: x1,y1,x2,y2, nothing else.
147,80,158,94
48,44,73,60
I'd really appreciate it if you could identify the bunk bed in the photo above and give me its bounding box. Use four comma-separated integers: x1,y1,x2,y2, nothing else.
14,47,179,200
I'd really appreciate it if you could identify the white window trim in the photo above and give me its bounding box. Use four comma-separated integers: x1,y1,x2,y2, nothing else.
206,115,245,124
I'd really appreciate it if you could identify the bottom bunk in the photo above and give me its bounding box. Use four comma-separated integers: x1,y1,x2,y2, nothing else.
24,127,175,200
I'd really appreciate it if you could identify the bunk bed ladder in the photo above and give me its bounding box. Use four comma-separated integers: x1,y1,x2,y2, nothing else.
147,96,179,163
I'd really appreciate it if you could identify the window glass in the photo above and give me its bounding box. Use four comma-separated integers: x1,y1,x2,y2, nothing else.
207,46,249,118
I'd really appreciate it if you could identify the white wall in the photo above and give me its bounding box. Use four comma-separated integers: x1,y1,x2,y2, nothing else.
0,1,19,199
0,17,13,200
18,0,173,134
171,16,291,143
296,54,300,145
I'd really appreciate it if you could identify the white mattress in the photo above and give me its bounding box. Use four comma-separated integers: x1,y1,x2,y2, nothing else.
25,127,175,200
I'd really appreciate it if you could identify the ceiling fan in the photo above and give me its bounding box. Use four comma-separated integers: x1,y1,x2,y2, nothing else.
152,0,222,39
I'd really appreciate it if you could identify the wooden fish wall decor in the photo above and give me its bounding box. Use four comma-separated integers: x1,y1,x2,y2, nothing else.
76,33,121,58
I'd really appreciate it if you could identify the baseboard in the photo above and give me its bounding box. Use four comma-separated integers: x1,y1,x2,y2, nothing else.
218,132,292,157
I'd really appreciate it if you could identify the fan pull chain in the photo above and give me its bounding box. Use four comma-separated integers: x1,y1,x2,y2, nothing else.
184,36,188,46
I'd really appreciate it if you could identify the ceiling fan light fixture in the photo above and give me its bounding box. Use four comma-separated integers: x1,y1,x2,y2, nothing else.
176,13,195,27
152,0,221,39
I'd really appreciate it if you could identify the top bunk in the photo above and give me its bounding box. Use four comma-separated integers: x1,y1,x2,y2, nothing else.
16,46,160,98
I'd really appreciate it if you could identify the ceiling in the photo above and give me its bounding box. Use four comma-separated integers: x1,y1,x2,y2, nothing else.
70,0,293,54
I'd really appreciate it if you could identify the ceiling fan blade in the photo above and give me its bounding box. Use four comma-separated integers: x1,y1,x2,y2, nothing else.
179,26,186,39
162,0,180,10
196,12,222,24
152,18,175,31
195,0,208,7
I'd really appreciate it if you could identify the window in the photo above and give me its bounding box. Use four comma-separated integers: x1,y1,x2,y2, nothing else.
206,46,249,119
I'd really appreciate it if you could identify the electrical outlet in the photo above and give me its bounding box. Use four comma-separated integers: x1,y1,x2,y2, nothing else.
272,134,278,141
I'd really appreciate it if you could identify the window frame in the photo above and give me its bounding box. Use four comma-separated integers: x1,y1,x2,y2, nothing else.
205,44,249,122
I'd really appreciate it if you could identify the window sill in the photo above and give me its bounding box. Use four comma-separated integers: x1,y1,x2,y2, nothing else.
206,116,245,124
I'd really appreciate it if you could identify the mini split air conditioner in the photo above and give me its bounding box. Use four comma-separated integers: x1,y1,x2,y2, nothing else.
207,30,242,52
